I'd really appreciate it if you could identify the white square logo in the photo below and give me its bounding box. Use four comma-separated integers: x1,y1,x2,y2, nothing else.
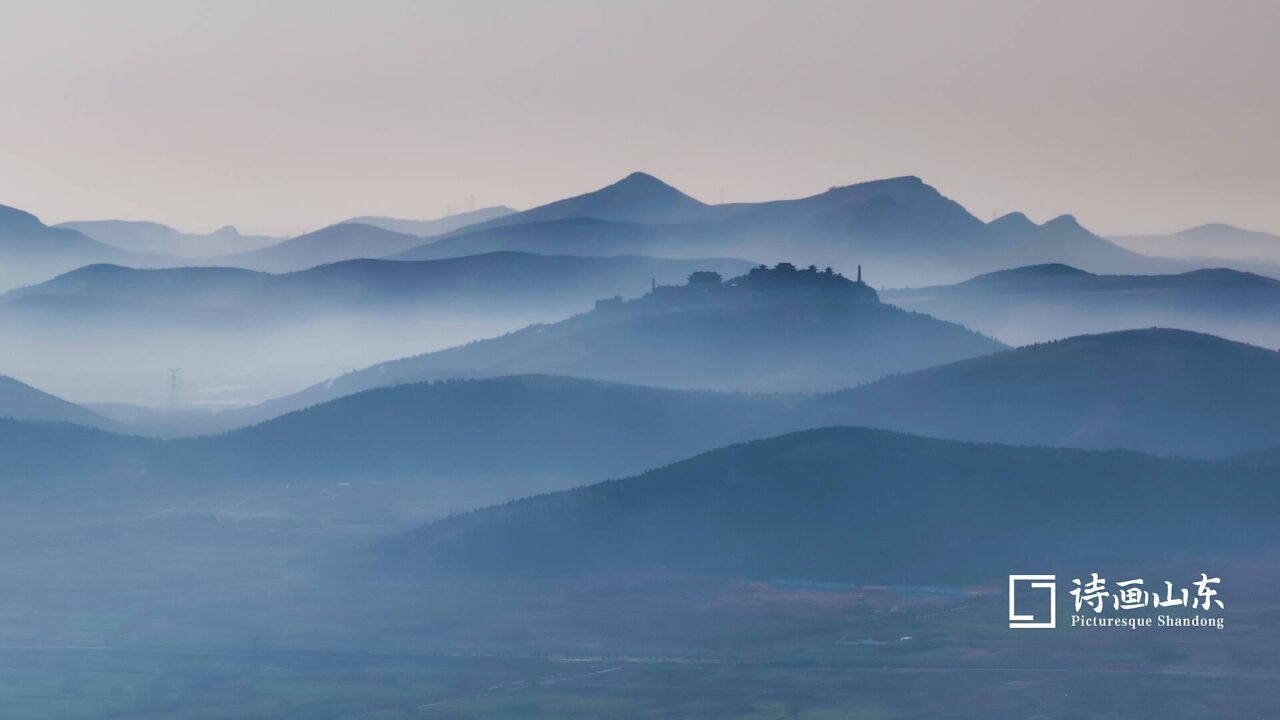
1009,574,1057,629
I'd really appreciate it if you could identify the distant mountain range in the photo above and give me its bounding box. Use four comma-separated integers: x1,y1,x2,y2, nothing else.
0,204,152,290
884,263,1280,347
231,263,1002,424
58,208,514,267
10,177,1274,295
0,376,795,493
211,222,433,273
56,220,282,257
1112,223,1280,262
341,206,516,236
4,328,1279,491
0,252,754,324
385,173,1178,286
0,252,755,409
220,326,1280,459
375,426,1280,584
27,320,1269,461
388,217,668,262
811,328,1280,458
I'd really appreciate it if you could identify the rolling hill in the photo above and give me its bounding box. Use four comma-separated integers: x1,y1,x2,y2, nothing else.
0,376,794,494
0,203,151,290
388,217,669,262
1113,223,1280,262
1232,445,1280,468
883,263,1280,347
0,252,755,409
237,263,1003,423
175,375,793,484
375,426,1279,583
0,375,120,430
807,328,1280,459
56,220,281,257
5,324,1279,490
0,252,754,322
342,206,515,236
0,418,149,482
213,222,431,272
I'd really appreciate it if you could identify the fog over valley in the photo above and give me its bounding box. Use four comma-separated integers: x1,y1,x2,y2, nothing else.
0,3,1276,714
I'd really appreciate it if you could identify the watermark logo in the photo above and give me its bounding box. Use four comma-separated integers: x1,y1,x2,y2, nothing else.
1008,572,1225,630
1008,574,1057,629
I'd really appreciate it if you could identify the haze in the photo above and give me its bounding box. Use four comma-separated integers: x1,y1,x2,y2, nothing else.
1,0,1276,236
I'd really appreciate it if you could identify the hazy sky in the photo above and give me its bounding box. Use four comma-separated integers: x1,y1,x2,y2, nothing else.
1,0,1275,236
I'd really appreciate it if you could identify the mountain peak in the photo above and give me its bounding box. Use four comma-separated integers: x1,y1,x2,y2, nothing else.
604,171,695,199
824,175,926,195
473,171,710,228
1185,222,1242,233
1042,214,1084,230
1177,267,1280,286
988,211,1037,234
0,203,44,230
1175,223,1274,241
962,263,1093,286
619,170,664,184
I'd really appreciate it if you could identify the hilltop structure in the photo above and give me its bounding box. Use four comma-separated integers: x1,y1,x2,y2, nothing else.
642,262,880,306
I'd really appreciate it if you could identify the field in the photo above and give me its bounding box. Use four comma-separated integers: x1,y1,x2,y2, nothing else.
3,567,1278,719
1,469,1277,718
2,642,1276,719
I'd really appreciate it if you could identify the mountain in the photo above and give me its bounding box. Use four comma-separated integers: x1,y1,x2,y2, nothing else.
706,184,1158,286
0,252,754,323
389,174,1163,286
119,325,1280,458
883,263,1280,347
0,203,149,290
55,220,281,257
387,217,669,262
0,375,119,430
213,222,430,272
1113,223,1280,261
240,262,1003,423
462,172,712,230
5,328,1279,485
375,426,1278,583
806,328,1280,459
1232,445,1280,468
0,252,754,411
173,375,794,486
0,418,150,482
0,375,794,493
341,206,516,236
2,264,269,319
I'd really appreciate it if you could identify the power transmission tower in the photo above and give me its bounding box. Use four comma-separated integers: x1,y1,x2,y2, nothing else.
169,368,180,407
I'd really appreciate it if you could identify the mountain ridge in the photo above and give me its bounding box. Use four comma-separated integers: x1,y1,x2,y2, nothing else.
374,426,1279,583
225,262,1001,423
342,206,516,237
0,203,155,289
387,173,1164,286
56,219,282,257
0,375,121,431
809,328,1280,458
884,263,1280,346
